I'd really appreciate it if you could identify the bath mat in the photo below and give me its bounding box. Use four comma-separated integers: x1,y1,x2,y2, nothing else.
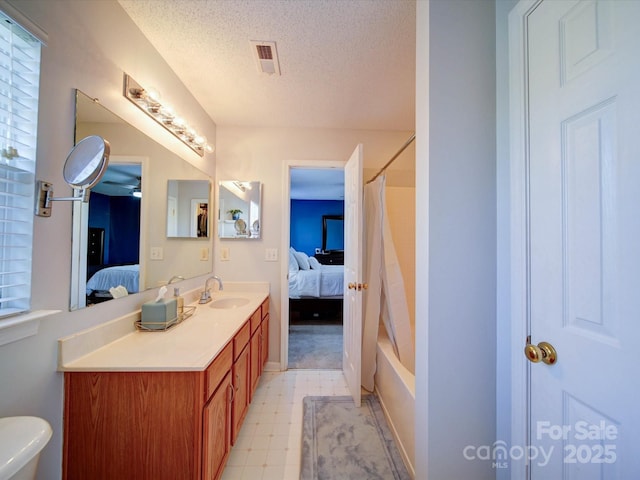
301,395,410,480
289,324,342,369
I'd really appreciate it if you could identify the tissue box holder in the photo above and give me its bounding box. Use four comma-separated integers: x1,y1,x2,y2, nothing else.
140,298,178,331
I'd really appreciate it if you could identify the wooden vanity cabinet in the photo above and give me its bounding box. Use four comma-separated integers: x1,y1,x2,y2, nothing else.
63,298,270,480
63,342,234,480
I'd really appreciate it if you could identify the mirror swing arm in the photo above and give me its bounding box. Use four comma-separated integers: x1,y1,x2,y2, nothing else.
35,135,111,217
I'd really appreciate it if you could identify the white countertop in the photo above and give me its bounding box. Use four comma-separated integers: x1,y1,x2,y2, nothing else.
59,288,269,372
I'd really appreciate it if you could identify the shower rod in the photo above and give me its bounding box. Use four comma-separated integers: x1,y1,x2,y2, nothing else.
366,133,415,184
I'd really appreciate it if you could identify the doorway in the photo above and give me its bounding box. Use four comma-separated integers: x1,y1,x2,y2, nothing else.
280,161,345,370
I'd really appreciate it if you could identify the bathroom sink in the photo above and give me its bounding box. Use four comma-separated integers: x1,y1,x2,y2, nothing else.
209,297,250,309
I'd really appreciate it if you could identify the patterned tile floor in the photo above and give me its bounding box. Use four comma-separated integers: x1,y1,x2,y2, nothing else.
221,369,349,480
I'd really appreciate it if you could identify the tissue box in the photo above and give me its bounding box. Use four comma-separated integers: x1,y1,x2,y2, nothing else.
141,298,178,330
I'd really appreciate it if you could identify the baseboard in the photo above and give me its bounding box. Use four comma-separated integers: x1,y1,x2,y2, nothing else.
264,361,281,372
374,385,416,479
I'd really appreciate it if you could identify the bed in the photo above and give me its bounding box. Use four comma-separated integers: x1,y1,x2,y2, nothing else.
289,248,343,321
86,264,140,297
288,265,344,298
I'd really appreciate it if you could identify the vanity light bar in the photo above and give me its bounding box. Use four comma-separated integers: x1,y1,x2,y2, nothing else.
123,74,213,157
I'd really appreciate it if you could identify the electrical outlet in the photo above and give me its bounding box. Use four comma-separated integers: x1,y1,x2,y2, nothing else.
265,248,278,261
200,247,209,261
220,247,230,261
150,247,163,260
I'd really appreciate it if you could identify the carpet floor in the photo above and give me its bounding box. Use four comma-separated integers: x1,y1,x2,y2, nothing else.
301,395,411,480
288,324,342,369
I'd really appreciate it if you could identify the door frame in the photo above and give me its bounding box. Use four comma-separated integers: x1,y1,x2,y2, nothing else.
279,159,346,370
508,0,541,477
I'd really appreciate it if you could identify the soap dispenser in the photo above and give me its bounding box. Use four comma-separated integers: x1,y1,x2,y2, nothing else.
174,287,184,316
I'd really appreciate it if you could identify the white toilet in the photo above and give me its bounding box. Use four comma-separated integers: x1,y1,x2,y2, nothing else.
0,416,52,480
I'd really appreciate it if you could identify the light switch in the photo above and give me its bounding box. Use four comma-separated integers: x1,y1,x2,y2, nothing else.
220,247,230,261
265,248,278,261
200,247,209,261
150,247,163,260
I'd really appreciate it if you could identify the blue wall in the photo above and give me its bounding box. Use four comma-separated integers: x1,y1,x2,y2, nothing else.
290,199,344,256
89,193,141,265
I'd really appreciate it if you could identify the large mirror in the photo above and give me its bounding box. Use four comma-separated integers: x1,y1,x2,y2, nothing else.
70,90,213,310
218,181,262,239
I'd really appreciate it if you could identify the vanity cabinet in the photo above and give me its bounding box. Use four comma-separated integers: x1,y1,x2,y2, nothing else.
62,297,270,480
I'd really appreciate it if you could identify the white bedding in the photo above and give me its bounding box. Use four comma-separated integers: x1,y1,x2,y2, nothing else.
289,264,344,298
86,264,140,295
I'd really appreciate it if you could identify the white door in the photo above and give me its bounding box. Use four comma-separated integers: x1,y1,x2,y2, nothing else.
343,144,364,406
525,0,640,477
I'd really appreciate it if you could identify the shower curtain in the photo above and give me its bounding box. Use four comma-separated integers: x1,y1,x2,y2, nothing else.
362,175,415,391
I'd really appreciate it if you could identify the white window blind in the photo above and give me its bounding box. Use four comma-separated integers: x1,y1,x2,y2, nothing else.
0,11,41,318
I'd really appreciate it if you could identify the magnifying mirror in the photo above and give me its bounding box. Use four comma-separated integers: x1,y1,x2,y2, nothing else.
63,135,110,190
35,135,111,217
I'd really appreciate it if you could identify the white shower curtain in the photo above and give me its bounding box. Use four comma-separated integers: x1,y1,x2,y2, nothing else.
362,175,415,391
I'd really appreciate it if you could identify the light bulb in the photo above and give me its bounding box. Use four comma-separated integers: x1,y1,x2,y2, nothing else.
145,87,161,103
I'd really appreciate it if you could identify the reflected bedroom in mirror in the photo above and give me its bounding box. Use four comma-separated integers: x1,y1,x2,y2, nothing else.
217,180,262,239
71,90,213,310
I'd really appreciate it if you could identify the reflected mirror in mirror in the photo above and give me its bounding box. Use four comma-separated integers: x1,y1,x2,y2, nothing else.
70,90,213,310
218,181,261,239
167,180,211,238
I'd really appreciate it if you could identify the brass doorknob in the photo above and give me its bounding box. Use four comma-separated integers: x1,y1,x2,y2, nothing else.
348,282,356,290
538,341,557,365
348,282,368,290
524,340,557,365
524,343,542,363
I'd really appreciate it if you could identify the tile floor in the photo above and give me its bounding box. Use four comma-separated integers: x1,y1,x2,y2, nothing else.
221,369,349,480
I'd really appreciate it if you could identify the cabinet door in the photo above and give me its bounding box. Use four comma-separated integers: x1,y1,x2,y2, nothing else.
232,345,250,444
261,315,269,368
250,331,261,399
202,372,232,480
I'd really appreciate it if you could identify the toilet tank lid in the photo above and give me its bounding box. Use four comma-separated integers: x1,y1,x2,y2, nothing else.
0,416,52,478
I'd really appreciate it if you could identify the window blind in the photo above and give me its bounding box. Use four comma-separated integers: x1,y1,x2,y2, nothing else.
0,11,41,318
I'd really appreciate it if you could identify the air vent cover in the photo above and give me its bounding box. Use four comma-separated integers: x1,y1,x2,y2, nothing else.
250,40,281,76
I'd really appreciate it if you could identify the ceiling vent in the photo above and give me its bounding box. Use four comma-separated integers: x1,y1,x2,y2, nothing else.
250,40,281,76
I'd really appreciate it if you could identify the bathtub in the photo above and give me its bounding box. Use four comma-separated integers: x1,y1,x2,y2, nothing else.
374,330,415,478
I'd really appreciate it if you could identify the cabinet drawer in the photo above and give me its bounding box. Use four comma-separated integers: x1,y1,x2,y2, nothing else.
205,342,233,401
233,322,250,361
249,308,261,334
261,298,269,320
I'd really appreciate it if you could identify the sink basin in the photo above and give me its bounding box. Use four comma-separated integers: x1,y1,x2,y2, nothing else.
209,297,250,309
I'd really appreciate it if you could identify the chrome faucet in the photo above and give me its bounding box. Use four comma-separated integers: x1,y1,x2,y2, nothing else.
167,275,184,285
199,275,223,304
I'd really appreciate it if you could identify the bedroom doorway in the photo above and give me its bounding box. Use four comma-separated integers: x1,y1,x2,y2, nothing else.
283,162,346,370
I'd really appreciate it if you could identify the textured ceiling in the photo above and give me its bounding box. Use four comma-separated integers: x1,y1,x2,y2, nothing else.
117,0,416,131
